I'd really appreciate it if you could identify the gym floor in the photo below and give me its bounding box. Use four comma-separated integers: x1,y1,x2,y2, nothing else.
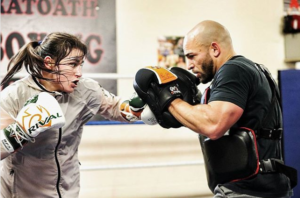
78,124,213,198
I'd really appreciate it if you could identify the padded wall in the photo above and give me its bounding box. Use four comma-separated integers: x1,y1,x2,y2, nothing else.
278,69,300,196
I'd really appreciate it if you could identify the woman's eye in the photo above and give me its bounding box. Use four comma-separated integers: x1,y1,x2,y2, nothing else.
70,63,77,67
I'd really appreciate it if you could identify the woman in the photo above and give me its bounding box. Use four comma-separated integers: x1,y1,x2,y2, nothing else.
0,32,141,198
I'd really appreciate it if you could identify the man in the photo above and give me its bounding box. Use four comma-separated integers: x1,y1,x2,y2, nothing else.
135,20,296,197
170,20,296,198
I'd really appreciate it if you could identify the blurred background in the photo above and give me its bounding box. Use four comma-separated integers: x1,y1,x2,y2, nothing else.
1,0,300,197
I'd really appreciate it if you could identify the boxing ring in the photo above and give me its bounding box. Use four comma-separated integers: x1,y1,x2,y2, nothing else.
0,72,212,198
4,71,296,198
77,73,212,198
4,71,297,197
79,120,210,198
78,73,204,171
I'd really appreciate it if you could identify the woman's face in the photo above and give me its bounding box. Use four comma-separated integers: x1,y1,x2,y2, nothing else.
43,48,85,93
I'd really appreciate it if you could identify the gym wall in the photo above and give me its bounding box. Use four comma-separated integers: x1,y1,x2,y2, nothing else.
116,0,288,98
1,0,296,198
78,1,293,198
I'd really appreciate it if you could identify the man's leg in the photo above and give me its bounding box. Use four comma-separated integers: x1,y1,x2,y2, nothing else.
213,185,262,198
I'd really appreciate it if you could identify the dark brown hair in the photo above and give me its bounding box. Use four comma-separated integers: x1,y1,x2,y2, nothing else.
1,32,87,86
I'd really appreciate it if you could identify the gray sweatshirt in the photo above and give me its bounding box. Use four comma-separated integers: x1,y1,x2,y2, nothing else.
0,75,126,198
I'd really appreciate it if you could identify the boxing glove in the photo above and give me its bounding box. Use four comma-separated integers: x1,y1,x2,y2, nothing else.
141,105,157,125
1,92,65,153
134,66,185,128
169,67,201,105
120,92,158,125
120,92,146,122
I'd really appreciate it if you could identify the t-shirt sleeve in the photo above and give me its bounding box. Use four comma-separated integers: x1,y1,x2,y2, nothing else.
208,64,253,110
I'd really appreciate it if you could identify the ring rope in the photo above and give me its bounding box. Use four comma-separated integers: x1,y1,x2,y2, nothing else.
80,160,204,171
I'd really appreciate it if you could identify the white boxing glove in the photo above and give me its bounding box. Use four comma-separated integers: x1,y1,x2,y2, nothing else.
120,92,157,125
1,92,65,153
141,105,157,125
16,92,65,137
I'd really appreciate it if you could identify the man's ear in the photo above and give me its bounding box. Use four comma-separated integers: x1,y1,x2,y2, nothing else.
44,56,53,69
210,42,221,57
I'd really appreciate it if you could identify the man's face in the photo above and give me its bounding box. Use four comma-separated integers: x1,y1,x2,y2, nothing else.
183,39,214,84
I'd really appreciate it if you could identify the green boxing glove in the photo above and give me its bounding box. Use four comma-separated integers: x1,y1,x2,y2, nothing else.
120,92,157,125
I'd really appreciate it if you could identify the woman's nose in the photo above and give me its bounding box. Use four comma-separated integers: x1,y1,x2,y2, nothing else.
75,66,82,78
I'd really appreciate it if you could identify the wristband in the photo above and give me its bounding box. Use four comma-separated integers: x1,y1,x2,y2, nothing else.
1,123,29,153
1,129,15,153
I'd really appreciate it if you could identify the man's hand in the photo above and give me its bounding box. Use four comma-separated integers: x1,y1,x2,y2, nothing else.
134,66,183,110
169,67,201,105
133,66,201,129
133,66,185,128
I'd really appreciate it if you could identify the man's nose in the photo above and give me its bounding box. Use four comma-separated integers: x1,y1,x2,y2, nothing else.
186,60,194,70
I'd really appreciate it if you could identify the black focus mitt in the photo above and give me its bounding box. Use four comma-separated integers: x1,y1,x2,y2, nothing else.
133,66,201,129
133,66,183,128
169,67,201,105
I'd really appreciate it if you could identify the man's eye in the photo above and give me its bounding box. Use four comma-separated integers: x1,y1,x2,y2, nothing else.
187,55,194,59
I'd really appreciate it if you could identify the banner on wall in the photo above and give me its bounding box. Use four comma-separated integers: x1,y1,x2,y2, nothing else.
1,0,117,94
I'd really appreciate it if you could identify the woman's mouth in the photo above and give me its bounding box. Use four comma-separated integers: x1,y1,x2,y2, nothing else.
71,80,79,87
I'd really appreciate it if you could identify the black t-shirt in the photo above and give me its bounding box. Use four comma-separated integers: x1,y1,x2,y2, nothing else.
206,56,292,197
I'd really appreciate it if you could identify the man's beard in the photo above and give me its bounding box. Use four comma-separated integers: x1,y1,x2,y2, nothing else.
200,54,214,84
